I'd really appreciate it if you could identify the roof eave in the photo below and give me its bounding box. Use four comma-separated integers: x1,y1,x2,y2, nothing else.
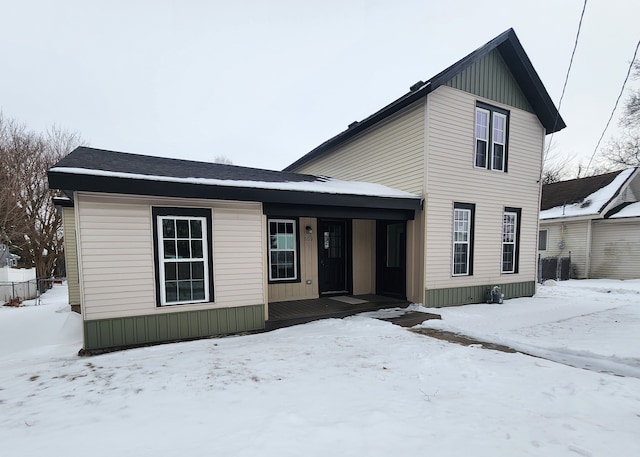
48,170,423,212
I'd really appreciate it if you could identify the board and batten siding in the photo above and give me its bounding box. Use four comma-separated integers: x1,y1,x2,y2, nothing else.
589,219,640,279
75,192,265,321
268,217,319,302
539,220,590,278
61,206,81,306
288,101,425,195
424,86,544,297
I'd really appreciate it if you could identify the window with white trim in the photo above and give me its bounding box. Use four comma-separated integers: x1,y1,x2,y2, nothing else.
268,219,298,282
538,229,548,251
452,203,475,276
475,103,509,171
502,208,521,274
153,208,213,306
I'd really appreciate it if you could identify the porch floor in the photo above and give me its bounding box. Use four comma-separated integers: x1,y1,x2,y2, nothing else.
266,294,411,330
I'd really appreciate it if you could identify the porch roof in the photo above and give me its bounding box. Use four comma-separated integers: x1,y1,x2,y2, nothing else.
48,147,422,215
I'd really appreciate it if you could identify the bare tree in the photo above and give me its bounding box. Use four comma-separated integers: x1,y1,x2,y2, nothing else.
214,155,233,165
0,114,83,281
603,60,640,168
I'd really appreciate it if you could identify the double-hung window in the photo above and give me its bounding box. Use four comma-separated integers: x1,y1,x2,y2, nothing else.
502,208,521,274
475,102,509,171
538,229,548,251
452,203,475,276
268,219,299,282
153,208,213,306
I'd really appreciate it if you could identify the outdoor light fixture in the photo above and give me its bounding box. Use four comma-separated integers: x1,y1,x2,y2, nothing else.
305,226,313,234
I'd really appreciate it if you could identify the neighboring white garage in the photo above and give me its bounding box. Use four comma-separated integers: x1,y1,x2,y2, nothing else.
590,203,640,279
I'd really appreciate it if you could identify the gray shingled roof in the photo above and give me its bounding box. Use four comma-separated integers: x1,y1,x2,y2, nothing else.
53,146,322,183
541,170,625,211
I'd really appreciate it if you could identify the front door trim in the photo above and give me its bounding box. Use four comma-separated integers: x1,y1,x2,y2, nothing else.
317,219,352,296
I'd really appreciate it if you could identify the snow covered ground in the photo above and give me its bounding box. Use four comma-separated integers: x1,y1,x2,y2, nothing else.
1,280,639,456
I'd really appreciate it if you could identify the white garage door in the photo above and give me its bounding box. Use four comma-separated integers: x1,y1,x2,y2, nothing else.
590,219,640,279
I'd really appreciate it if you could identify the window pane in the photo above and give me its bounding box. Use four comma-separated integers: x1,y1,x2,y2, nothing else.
192,261,204,279
502,245,515,272
190,220,202,238
192,280,205,300
539,230,547,250
453,245,468,275
162,219,175,238
177,262,191,280
475,140,487,167
268,219,297,281
165,281,178,302
178,281,192,301
164,263,177,281
191,240,203,258
163,240,176,259
493,144,504,170
177,240,190,258
176,220,190,238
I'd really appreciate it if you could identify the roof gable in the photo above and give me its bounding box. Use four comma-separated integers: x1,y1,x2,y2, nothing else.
445,49,533,112
285,28,564,172
540,168,639,220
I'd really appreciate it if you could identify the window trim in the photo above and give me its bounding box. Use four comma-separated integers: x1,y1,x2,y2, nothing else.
152,207,214,307
538,229,548,251
267,218,301,284
501,207,522,274
474,102,509,172
452,202,475,277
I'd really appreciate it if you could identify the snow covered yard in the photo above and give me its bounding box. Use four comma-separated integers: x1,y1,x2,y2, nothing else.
1,281,639,457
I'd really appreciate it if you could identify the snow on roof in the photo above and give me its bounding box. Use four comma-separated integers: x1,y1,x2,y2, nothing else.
540,168,635,220
608,201,640,219
49,167,421,200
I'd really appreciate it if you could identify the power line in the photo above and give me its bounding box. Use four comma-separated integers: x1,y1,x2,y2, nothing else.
583,40,640,175
543,0,588,164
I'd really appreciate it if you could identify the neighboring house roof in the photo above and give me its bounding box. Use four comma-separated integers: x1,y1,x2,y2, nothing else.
607,201,640,219
284,28,565,172
540,168,639,221
48,147,422,212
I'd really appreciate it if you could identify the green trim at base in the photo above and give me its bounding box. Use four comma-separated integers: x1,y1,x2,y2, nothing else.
83,304,265,351
425,281,535,308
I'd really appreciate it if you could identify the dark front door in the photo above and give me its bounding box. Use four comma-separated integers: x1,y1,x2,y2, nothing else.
318,219,350,295
376,221,407,299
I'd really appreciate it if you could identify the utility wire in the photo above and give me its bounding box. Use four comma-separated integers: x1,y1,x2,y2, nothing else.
543,0,588,164
583,40,640,175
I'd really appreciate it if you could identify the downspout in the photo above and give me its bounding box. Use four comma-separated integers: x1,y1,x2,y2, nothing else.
585,219,592,279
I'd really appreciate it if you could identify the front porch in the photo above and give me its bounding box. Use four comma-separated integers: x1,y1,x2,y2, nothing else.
265,294,410,330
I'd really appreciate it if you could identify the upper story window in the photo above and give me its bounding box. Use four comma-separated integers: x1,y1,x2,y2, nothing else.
475,102,509,172
152,207,214,306
268,219,299,282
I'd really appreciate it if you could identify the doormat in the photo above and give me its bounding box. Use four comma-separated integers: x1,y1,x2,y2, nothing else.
329,296,368,305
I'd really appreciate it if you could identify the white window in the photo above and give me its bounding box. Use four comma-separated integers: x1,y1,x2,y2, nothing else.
452,204,474,276
492,112,507,171
157,215,209,305
538,229,548,251
474,104,509,172
268,219,298,281
475,108,490,168
502,210,518,273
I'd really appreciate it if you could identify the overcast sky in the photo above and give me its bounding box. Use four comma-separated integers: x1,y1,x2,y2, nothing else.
2,1,639,174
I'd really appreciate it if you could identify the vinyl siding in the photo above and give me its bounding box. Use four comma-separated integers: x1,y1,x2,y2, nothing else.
590,219,640,279
424,86,544,293
61,206,81,306
76,192,265,320
268,217,319,302
352,220,375,295
539,220,590,278
289,101,425,194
